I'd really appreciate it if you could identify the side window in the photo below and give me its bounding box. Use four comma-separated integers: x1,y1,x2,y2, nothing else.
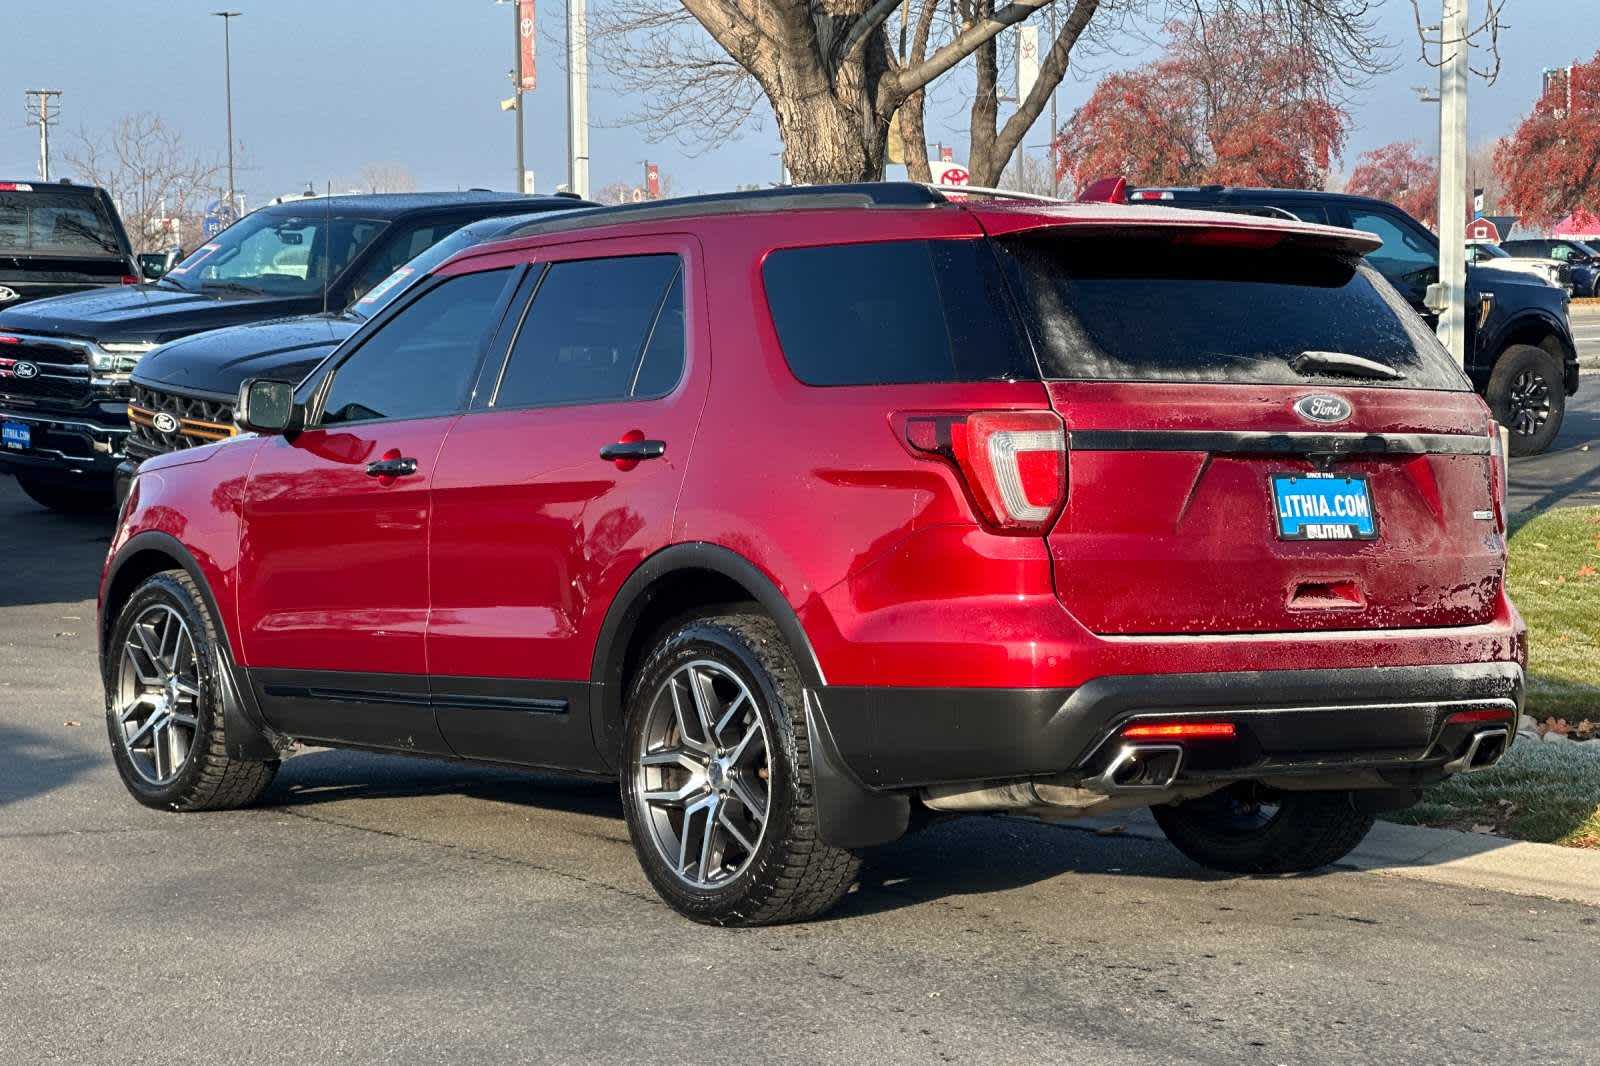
1551,243,1574,262
762,239,1032,386
493,254,683,408
346,220,465,303
1279,204,1330,225
1343,208,1437,282
320,268,512,425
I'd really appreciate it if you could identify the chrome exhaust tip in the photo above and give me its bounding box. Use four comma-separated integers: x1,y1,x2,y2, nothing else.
1443,727,1510,775
1084,744,1185,793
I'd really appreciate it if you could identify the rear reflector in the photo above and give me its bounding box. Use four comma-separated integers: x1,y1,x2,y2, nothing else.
903,410,1066,534
1445,708,1513,726
0,182,32,192
1487,422,1507,532
1121,721,1237,740
120,275,140,286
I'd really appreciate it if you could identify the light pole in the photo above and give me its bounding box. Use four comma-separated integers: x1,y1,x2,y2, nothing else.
567,0,589,198
213,11,242,219
1436,0,1469,368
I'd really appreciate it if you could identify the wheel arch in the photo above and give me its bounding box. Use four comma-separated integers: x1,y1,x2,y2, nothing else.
1492,312,1579,394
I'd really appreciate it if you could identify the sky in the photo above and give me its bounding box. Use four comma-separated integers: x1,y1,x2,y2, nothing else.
0,0,1578,205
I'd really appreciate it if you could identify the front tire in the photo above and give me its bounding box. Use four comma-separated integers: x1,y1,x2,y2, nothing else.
15,474,112,514
1152,786,1374,874
1487,344,1564,456
620,613,860,926
105,570,279,811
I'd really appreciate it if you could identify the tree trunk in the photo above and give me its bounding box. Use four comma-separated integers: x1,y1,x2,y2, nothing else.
900,95,931,181
966,0,1002,184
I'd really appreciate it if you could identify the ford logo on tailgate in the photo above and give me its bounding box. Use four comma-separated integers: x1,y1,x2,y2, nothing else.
1294,395,1351,424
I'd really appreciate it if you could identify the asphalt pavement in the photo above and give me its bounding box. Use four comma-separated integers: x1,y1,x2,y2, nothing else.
2,476,1599,1065
1507,304,1600,513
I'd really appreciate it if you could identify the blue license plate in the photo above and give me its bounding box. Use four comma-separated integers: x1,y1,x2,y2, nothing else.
1,421,29,451
1271,473,1377,541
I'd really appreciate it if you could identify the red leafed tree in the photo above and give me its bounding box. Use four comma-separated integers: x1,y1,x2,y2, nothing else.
1347,141,1438,227
1496,50,1600,228
1054,15,1349,193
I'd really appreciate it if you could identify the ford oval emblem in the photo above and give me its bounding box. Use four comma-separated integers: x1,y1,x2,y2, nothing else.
13,361,39,380
1294,394,1350,424
152,412,180,434
0,286,19,303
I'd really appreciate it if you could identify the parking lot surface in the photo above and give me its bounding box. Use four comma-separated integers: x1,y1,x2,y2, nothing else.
3,475,1598,1065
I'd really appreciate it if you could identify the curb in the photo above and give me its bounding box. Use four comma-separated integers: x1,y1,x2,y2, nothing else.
1056,809,1600,909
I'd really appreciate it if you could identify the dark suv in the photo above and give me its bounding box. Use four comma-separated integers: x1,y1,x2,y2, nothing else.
0,191,580,512
1123,185,1580,455
99,185,1524,926
1500,238,1600,298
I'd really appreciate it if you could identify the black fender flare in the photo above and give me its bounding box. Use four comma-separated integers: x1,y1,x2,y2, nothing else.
589,541,908,848
102,531,285,763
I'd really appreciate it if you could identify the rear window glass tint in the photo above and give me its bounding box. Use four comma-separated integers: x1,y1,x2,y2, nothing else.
996,235,1468,391
762,239,1034,386
0,190,123,256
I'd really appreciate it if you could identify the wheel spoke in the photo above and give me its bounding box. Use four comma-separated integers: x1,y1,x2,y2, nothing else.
730,774,767,823
150,719,169,779
642,779,707,808
172,677,201,700
157,609,180,670
712,690,747,744
165,719,188,775
696,795,722,880
678,794,714,874
124,710,167,750
133,620,163,668
687,667,718,746
669,678,710,754
640,748,703,774
718,806,756,853
727,720,763,766
169,711,199,730
116,693,154,723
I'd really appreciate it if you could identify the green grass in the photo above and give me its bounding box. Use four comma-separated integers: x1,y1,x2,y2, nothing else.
1505,506,1600,724
1384,741,1600,846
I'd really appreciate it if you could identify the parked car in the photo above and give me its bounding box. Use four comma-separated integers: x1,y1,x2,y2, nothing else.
100,184,1525,926
119,207,589,493
0,178,140,309
0,190,587,512
1499,237,1600,298
1466,240,1569,292
1119,185,1579,455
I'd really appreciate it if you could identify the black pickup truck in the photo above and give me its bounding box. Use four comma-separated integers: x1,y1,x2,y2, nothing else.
1126,185,1580,455
0,190,582,511
0,179,140,309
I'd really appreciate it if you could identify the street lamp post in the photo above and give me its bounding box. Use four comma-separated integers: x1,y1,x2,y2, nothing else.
213,11,242,219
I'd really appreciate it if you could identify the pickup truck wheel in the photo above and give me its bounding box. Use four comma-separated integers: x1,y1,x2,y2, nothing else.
15,475,112,514
1152,786,1374,874
1487,344,1564,456
621,613,860,926
105,570,279,811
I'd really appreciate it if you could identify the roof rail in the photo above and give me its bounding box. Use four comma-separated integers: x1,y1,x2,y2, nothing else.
920,183,1066,204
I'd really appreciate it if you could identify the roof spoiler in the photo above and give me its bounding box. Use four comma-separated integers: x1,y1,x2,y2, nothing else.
1076,176,1127,204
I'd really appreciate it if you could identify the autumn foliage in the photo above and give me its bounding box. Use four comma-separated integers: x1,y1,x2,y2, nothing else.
1496,49,1600,228
1054,16,1348,193
1346,142,1438,228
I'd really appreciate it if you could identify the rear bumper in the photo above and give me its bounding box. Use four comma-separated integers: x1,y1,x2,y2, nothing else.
0,406,127,484
815,660,1524,790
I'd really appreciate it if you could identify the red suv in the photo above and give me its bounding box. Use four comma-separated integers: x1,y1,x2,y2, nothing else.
99,184,1526,925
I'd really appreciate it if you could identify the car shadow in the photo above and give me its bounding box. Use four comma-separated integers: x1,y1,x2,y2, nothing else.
0,477,114,609
0,721,100,810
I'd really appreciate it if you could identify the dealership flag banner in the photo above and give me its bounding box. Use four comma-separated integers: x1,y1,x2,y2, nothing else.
519,0,537,91
1017,26,1039,101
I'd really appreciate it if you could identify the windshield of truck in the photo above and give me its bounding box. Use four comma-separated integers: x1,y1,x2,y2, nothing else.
162,210,386,297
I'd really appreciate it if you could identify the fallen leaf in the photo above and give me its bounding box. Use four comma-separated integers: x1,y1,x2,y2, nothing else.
63,720,80,728
1578,565,1597,578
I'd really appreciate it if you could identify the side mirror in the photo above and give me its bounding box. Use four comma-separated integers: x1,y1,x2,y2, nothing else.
1423,282,1448,315
236,378,304,436
137,252,173,280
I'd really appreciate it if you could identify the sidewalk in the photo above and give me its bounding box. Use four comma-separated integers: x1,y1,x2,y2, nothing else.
1056,809,1600,908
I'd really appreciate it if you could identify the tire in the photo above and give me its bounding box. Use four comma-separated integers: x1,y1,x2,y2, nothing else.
1486,344,1565,456
15,474,113,514
1152,786,1375,874
104,569,278,811
620,613,860,926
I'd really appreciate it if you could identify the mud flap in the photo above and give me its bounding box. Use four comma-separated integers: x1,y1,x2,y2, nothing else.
804,689,909,849
214,650,287,763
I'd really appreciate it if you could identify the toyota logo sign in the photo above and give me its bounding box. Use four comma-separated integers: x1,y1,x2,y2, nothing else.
13,361,39,380
1294,394,1351,424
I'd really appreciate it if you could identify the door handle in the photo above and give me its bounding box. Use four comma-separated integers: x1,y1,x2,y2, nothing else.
599,439,666,463
365,456,418,478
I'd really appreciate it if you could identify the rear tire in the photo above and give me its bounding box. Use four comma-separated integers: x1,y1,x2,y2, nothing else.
1486,344,1564,456
15,474,112,514
1152,786,1374,874
620,613,860,926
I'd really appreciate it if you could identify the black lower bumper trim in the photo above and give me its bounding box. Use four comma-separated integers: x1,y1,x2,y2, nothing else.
817,662,1524,790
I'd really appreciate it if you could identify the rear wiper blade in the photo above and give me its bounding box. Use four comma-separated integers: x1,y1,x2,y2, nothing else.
1290,350,1404,382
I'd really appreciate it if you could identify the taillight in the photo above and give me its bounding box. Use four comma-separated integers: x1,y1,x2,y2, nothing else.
1129,189,1175,201
1487,421,1507,532
902,410,1066,534
120,275,140,285
1122,721,1237,740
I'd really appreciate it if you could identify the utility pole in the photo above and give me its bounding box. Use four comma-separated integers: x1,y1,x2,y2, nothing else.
1436,0,1469,367
23,90,62,181
513,0,526,192
213,12,242,219
566,0,589,198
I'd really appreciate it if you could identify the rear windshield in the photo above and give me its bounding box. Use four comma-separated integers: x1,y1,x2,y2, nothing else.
0,188,124,257
762,239,1034,386
996,234,1469,391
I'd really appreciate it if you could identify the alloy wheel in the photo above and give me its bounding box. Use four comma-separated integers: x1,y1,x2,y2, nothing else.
1505,368,1551,438
114,604,202,786
633,659,772,889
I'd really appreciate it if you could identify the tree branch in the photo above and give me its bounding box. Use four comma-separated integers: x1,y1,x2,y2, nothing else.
891,0,1049,102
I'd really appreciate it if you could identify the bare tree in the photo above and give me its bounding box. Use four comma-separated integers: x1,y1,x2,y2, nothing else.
593,0,1390,185
998,147,1059,195
356,162,418,194
63,113,223,253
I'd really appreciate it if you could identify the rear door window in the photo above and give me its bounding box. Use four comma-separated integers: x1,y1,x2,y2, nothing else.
761,239,1034,386
996,233,1468,391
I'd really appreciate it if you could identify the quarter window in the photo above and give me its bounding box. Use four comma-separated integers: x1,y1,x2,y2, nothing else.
493,254,684,408
320,268,512,425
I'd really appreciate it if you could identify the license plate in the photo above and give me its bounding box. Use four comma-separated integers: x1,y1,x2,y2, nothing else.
1271,473,1377,541
1,421,29,451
